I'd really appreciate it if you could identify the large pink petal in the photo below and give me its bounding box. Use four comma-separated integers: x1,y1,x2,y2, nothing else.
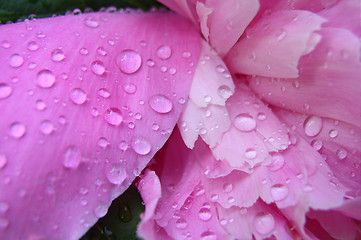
249,27,361,127
0,12,200,239
225,10,326,78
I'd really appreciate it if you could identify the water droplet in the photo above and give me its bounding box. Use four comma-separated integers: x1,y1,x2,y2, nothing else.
132,136,151,155
217,85,232,99
79,48,89,55
0,218,9,229
2,40,10,49
198,208,212,221
253,212,275,235
268,152,284,171
175,218,188,229
123,83,137,94
84,16,99,28
146,59,155,67
152,123,159,131
97,88,111,98
0,83,13,99
51,49,65,62
200,230,216,240
40,120,54,135
329,129,338,138
97,137,110,149
9,54,24,68
9,122,26,138
223,183,233,193
27,41,39,51
336,148,347,160
79,187,89,195
156,45,172,60
182,51,191,58
234,113,256,132
62,145,82,169
116,49,142,74
204,95,212,103
0,201,9,214
271,184,289,201
94,204,108,218
304,116,322,137
0,154,7,169
245,148,257,159
311,139,322,151
70,88,87,105
91,108,99,117
104,108,123,126
210,194,218,201
149,94,173,113
91,60,105,76
97,47,107,56
106,163,126,185
36,70,56,88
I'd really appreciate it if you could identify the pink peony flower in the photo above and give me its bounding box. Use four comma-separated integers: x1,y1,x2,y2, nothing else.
0,0,360,240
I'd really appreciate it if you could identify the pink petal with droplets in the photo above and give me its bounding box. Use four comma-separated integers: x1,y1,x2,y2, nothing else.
157,0,198,25
225,10,326,78
249,27,361,127
0,12,200,239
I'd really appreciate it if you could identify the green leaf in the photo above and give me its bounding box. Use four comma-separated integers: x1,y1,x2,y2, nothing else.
80,185,145,240
0,0,163,23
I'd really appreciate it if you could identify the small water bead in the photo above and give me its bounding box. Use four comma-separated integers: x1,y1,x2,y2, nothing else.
84,17,99,28
200,231,216,240
304,116,323,137
79,187,88,195
0,201,9,214
118,141,129,151
175,218,188,229
79,48,89,55
329,129,338,138
160,65,167,72
270,184,289,201
97,47,107,56
268,152,285,171
311,139,323,151
146,59,155,67
198,208,212,221
223,183,233,193
0,154,7,169
69,88,87,105
40,120,54,135
94,204,108,218
97,137,110,149
169,67,177,75
90,108,99,117
2,40,10,49
132,136,151,155
253,212,275,235
149,94,173,113
336,148,348,160
116,49,142,74
0,218,9,229
245,148,257,159
182,51,191,58
106,163,126,185
0,83,13,99
27,41,39,51
91,60,105,76
97,88,111,98
122,83,137,94
9,54,24,68
9,122,26,138
104,108,123,126
217,85,232,99
234,113,256,132
62,145,82,169
51,49,65,62
36,70,56,88
156,45,172,60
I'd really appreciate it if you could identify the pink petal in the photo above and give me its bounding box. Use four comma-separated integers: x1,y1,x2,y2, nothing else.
249,27,361,127
0,12,200,239
334,197,361,220
157,0,199,25
225,10,326,78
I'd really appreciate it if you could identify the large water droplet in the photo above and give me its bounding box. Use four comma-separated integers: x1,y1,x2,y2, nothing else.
268,152,284,171
0,154,7,169
27,41,39,51
91,60,105,76
253,212,275,235
84,16,99,28
36,70,56,88
132,136,151,155
116,49,142,74
329,129,338,138
200,231,216,240
311,139,323,151
234,113,256,132
198,207,212,221
217,85,232,99
270,184,289,201
304,116,322,137
70,88,87,105
336,148,348,160
106,163,126,185
62,145,82,169
9,54,24,68
0,83,13,99
51,49,65,62
149,94,173,113
104,108,123,126
156,45,172,60
94,204,108,218
40,120,54,135
9,122,26,138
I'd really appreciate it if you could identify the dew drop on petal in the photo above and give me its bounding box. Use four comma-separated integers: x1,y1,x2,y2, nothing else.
132,136,151,155
223,183,233,193
51,49,65,62
116,49,142,74
270,184,289,201
97,137,110,149
198,208,212,221
245,148,257,159
27,41,39,51
94,204,108,218
217,85,232,99
156,45,172,60
122,83,137,94
253,212,275,235
0,83,13,99
304,116,322,137
97,88,111,98
311,139,323,151
106,164,126,185
149,94,172,113
9,122,26,138
234,113,256,132
91,60,105,76
329,129,338,138
84,17,99,28
175,218,187,229
9,54,24,68
69,88,87,105
0,154,7,169
104,108,123,126
336,148,348,160
79,48,89,55
200,231,216,240
39,120,54,135
36,70,56,88
268,152,284,171
62,145,82,169
0,201,9,214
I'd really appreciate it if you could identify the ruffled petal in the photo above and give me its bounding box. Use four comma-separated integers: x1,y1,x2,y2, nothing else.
0,12,200,239
225,10,326,78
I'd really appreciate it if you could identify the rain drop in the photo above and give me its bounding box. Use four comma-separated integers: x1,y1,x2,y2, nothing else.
223,183,233,193
116,49,142,74
311,139,322,151
217,85,232,99
40,120,54,135
304,116,322,137
69,88,87,105
104,108,123,126
62,145,82,169
132,136,151,155
0,154,7,169
175,218,188,229
35,100,46,111
198,208,212,221
149,94,173,113
36,70,56,88
336,148,347,160
122,83,137,94
253,212,275,235
94,204,108,218
245,148,257,159
329,129,338,138
9,54,24,68
9,122,26,138
91,60,105,76
97,88,111,98
97,137,110,149
84,17,99,28
268,152,284,171
270,184,289,201
27,41,39,51
51,49,65,62
156,45,172,60
106,163,126,185
97,47,107,56
0,83,13,99
234,113,256,132
200,231,216,240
